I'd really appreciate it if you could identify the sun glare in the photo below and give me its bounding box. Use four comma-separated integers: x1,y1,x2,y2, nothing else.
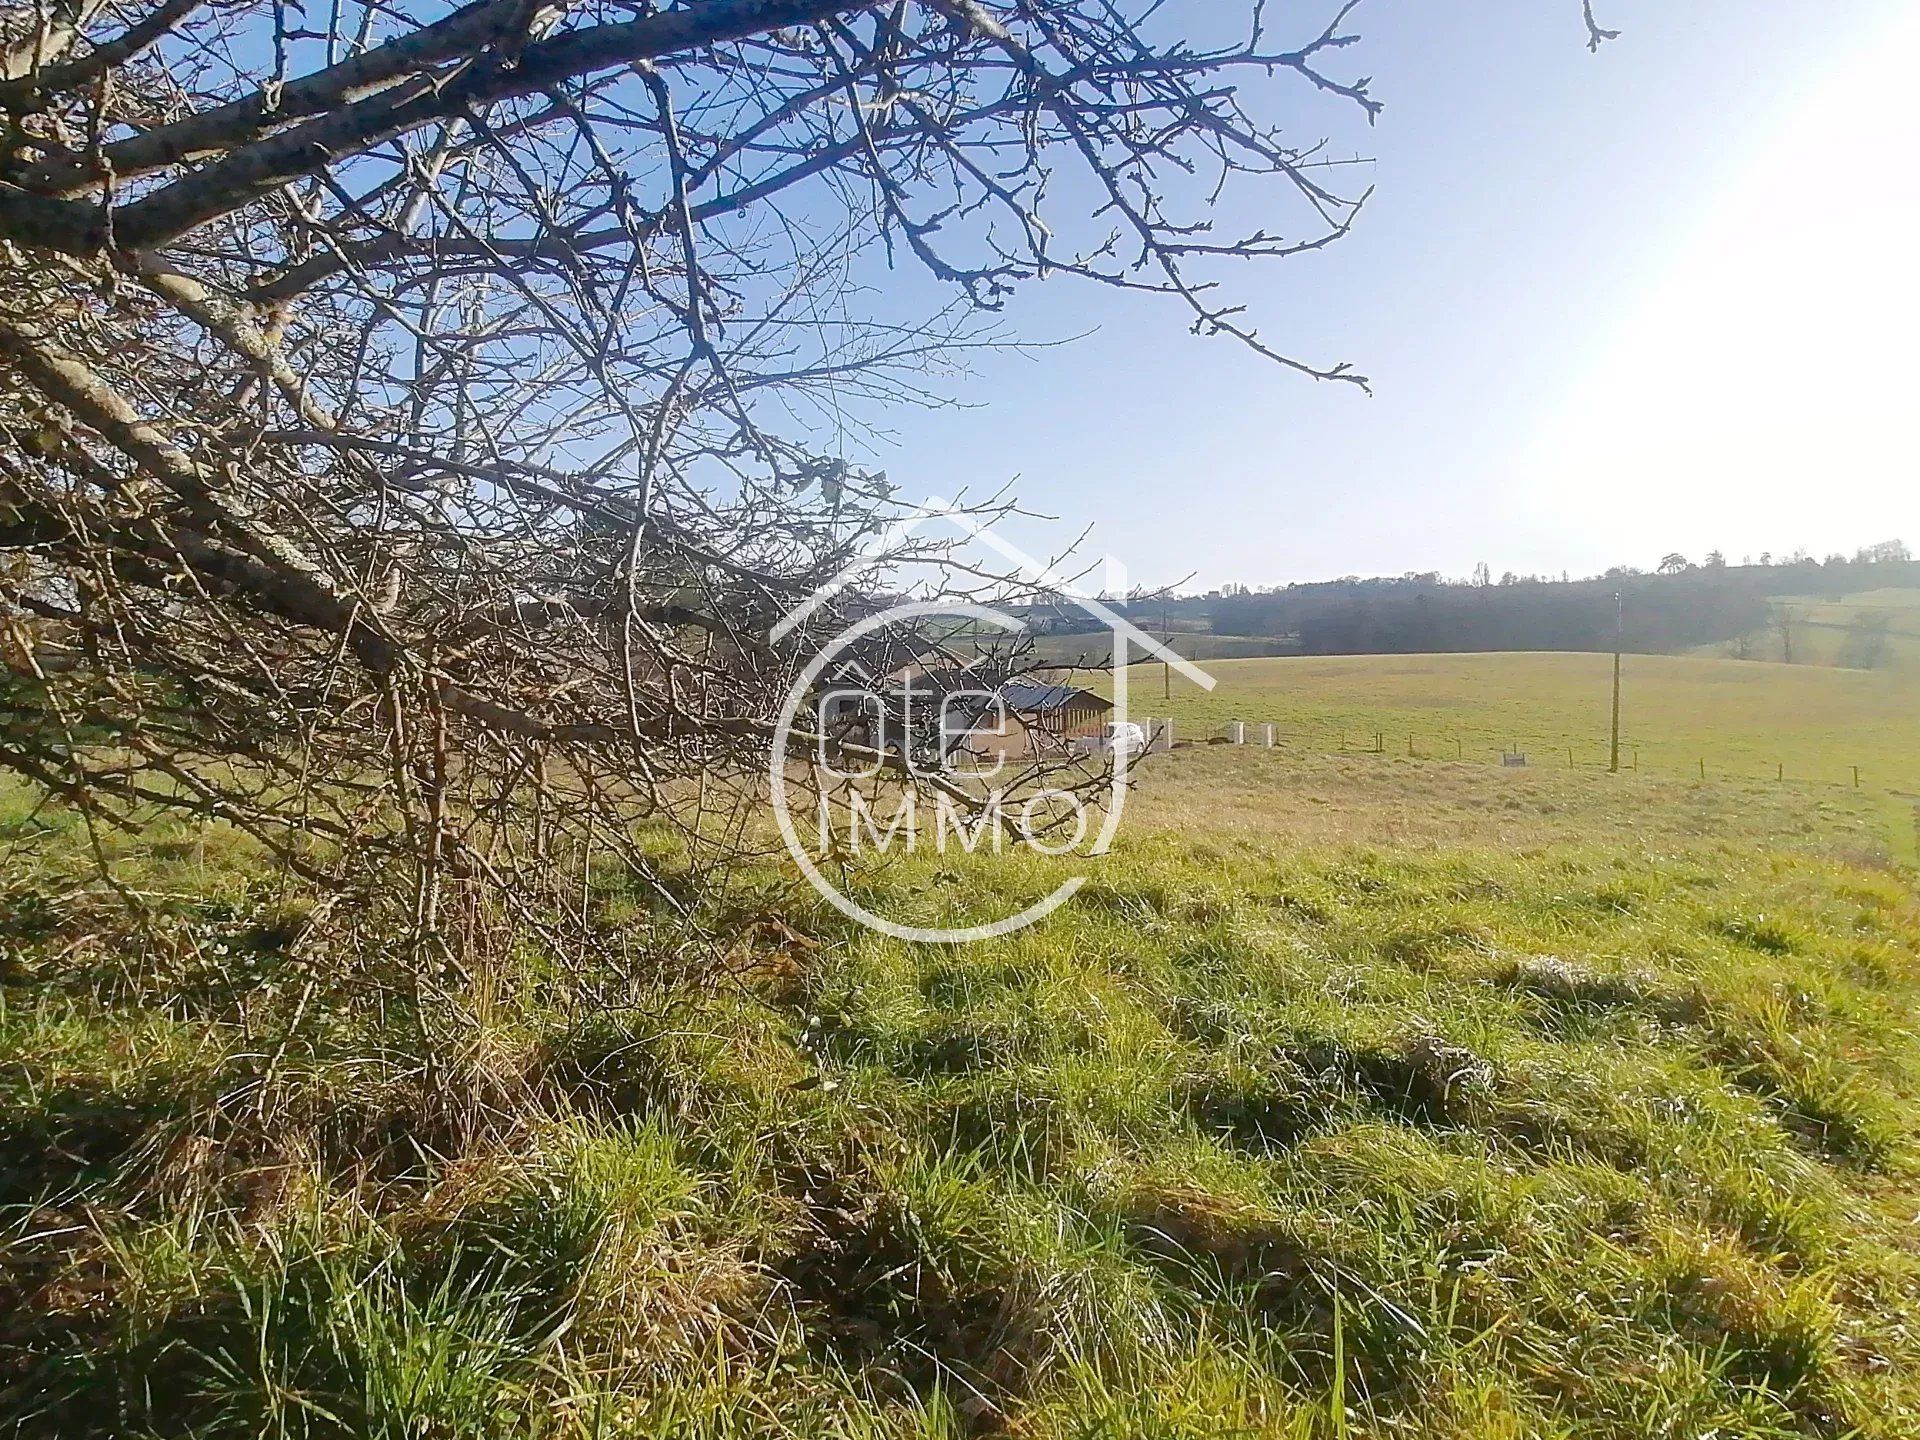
1532,7,1920,555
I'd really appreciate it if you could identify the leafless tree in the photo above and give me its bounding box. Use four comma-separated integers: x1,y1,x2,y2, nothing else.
0,0,1609,968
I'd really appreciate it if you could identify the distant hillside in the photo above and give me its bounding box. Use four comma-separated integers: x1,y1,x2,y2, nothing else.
1699,587,1920,672
1184,555,1920,666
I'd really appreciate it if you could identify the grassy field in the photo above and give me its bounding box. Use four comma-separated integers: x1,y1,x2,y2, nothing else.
1109,651,1920,795
1123,742,1905,857
1703,590,1920,673
5,733,1920,1436
1699,628,1920,674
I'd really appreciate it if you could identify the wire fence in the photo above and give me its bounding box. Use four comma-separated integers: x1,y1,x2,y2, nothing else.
1134,716,1917,799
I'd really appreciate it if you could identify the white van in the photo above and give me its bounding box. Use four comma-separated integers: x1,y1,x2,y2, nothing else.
1075,720,1150,758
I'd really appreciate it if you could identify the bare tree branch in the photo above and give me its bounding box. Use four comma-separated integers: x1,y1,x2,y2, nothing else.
0,0,1615,966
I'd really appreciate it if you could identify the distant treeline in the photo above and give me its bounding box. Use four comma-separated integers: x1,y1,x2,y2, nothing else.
1204,556,1920,657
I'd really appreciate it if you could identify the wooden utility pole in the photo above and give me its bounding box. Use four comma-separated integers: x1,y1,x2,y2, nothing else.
1609,592,1623,774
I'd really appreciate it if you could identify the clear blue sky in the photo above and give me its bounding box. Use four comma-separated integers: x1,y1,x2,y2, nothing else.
854,0,1917,591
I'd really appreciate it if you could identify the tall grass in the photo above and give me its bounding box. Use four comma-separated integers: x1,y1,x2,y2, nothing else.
3,769,1919,1436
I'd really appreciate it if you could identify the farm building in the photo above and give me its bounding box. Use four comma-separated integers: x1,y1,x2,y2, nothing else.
815,665,1111,761
947,677,1113,760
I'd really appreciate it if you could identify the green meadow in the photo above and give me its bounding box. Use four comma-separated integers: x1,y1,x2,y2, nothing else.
1109,651,1920,794
7,0,1914,1434
1723,591,1920,673
5,654,1920,1437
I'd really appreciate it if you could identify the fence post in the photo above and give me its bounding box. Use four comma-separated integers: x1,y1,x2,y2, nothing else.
1853,765,1860,789
1777,763,1784,782
1698,758,1706,781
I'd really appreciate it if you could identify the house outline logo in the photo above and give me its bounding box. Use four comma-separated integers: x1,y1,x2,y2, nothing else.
767,498,1216,944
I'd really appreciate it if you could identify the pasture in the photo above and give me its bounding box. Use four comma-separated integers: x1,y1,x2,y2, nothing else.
5,700,1920,1436
1718,588,1920,672
1106,650,1920,795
